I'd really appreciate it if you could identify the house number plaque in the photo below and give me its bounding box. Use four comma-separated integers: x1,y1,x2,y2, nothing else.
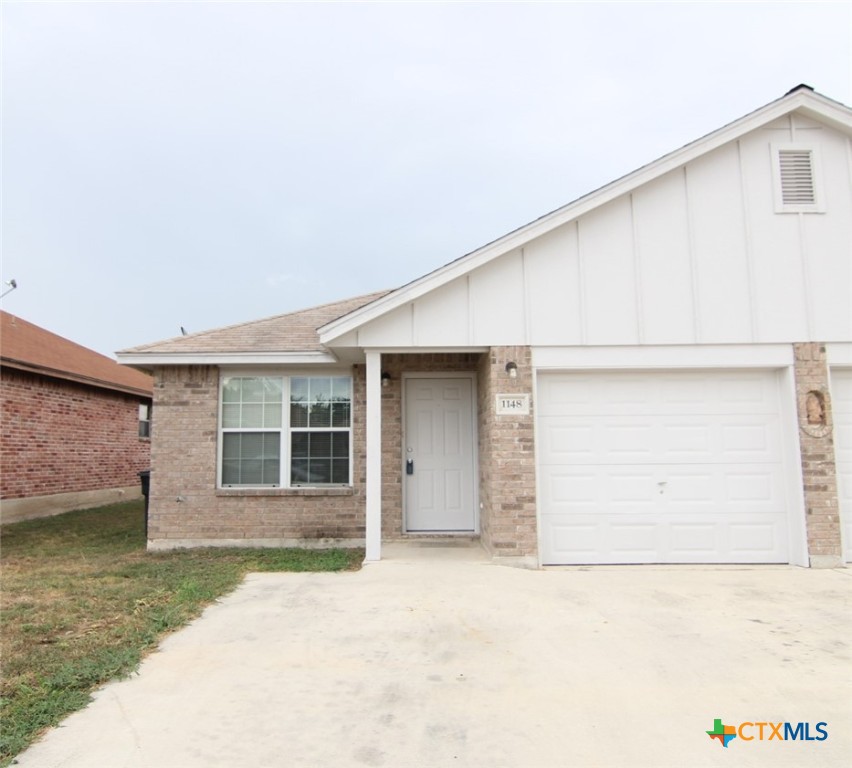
496,394,530,416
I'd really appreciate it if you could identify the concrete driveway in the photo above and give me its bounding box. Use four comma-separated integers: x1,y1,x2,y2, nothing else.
15,543,852,768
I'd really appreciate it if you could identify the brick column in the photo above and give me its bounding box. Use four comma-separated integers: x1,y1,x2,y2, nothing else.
478,346,537,565
793,343,842,568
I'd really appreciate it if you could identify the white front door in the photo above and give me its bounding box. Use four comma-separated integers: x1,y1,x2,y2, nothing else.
404,377,476,532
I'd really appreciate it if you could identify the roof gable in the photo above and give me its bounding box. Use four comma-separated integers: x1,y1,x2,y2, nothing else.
1,311,153,397
319,86,852,344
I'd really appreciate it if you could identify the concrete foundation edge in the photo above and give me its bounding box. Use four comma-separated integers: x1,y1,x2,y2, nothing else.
147,537,366,551
489,554,540,569
809,554,846,569
1,486,143,523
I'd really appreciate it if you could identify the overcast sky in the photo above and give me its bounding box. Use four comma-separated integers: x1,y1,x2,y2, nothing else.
2,1,850,357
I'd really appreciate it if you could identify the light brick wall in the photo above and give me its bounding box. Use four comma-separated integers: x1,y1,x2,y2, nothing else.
380,353,481,538
148,365,366,544
793,343,842,567
1,368,150,499
477,347,537,559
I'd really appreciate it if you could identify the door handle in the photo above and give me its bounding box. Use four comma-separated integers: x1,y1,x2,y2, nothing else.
406,459,414,476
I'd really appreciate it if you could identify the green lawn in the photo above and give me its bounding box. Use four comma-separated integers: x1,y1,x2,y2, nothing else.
0,500,362,765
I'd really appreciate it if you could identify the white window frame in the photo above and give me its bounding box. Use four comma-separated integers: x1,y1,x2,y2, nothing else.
138,403,151,439
771,142,825,214
217,370,353,489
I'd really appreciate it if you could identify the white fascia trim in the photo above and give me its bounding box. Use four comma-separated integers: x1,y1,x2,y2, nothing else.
361,346,489,355
319,91,851,345
116,351,339,367
532,344,795,370
827,343,852,367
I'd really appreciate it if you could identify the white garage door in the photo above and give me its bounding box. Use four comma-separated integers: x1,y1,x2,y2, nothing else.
537,370,791,565
831,370,852,562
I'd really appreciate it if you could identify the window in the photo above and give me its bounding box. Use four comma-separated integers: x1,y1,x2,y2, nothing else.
772,143,824,213
138,403,151,439
219,375,352,488
289,376,352,485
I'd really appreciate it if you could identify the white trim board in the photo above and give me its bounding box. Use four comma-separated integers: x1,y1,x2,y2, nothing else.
117,351,339,368
532,344,794,370
827,343,852,367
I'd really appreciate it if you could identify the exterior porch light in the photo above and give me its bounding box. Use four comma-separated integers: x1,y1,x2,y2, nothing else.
505,362,518,379
381,371,391,387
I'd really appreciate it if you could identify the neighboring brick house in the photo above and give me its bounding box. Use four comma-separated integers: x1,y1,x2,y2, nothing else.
119,86,852,567
1,311,153,522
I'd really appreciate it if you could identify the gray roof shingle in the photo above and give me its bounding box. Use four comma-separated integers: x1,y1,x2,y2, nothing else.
120,291,389,355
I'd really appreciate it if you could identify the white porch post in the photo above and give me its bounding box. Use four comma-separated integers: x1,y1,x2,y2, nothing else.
364,350,382,561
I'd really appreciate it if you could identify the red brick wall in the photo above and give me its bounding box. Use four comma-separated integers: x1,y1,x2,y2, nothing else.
1,368,151,499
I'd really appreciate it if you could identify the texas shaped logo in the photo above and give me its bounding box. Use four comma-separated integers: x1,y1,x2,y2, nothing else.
707,718,737,747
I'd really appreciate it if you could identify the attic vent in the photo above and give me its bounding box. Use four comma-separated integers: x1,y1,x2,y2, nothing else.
772,143,824,213
778,149,815,204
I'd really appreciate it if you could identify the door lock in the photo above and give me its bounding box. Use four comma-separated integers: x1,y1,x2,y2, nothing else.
406,458,414,475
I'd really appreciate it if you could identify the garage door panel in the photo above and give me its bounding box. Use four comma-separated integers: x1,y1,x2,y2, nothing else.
543,465,785,515
721,423,772,454
609,523,658,558
538,371,782,417
724,470,777,504
836,416,852,464
537,370,791,564
541,416,781,465
603,425,655,457
661,424,711,455
668,524,719,554
541,513,788,564
547,424,596,458
728,522,787,558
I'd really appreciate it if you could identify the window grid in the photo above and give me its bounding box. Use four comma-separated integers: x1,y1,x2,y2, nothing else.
219,375,352,488
289,377,352,486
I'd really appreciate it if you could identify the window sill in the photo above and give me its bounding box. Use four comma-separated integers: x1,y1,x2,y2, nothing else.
216,487,355,498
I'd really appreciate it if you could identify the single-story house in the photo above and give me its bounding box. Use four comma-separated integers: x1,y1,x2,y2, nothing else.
1,311,153,522
118,85,852,568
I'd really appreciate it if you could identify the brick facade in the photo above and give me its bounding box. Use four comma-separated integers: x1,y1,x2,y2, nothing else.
793,343,843,567
477,346,537,562
0,368,150,500
147,343,844,566
147,365,367,547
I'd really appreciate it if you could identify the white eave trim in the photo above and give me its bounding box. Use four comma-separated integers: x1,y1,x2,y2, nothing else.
319,90,852,345
532,344,795,370
116,351,339,368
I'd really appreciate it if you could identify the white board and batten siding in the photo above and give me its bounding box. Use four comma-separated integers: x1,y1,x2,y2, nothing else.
350,114,852,350
536,369,797,565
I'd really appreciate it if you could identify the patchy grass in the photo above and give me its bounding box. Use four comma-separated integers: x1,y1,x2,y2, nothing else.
0,500,362,765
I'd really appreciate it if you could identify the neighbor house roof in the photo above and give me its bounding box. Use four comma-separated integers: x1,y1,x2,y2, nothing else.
319,85,852,344
1,311,153,398
117,291,389,367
